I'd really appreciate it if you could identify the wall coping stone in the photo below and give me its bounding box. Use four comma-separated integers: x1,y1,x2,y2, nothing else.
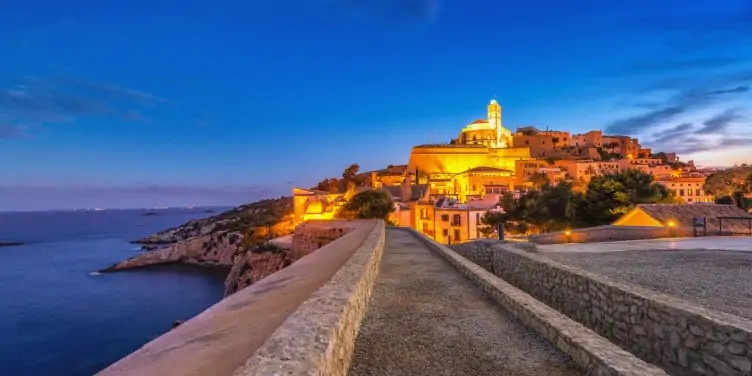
233,220,386,376
405,229,668,376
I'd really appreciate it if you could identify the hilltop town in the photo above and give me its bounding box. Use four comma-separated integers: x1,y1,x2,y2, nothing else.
293,99,732,244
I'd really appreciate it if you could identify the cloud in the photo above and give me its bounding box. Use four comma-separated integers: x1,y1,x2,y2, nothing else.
720,138,752,147
707,85,750,95
0,76,174,135
696,108,744,134
0,123,26,139
622,58,742,74
334,0,441,21
606,76,752,135
651,122,693,143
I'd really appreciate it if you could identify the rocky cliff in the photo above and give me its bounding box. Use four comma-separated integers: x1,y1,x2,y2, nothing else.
224,223,354,296
103,198,355,297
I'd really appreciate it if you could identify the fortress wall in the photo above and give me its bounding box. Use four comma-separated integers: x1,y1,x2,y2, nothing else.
458,241,752,376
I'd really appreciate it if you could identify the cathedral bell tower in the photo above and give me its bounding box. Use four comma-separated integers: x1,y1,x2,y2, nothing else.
487,99,503,147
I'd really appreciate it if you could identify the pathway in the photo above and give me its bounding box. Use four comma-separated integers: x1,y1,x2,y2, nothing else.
348,228,583,376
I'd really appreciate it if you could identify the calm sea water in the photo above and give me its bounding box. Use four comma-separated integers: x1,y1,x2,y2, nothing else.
0,208,230,376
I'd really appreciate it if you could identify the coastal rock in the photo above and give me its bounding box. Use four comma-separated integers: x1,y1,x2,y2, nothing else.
102,232,242,271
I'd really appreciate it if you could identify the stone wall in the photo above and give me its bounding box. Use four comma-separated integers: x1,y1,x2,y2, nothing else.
291,221,354,255
529,225,693,245
235,220,385,376
422,230,668,376
473,242,752,376
225,221,355,296
98,220,384,376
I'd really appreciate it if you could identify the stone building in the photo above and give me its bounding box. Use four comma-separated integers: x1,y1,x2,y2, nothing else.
654,176,714,203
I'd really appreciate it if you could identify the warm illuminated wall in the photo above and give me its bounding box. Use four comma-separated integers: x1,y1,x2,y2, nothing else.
406,145,530,177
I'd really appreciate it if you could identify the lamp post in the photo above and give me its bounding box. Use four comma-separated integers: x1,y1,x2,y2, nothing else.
565,230,572,243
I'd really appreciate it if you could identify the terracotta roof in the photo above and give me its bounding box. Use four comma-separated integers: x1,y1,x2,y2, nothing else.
470,119,488,124
637,204,752,232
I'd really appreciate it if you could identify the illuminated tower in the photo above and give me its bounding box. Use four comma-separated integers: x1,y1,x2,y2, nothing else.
488,99,503,147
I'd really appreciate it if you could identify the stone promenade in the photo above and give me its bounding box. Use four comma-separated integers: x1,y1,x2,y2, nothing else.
348,228,583,376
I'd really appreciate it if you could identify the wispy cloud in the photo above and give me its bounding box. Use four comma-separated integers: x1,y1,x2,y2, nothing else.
0,123,27,139
621,57,742,74
651,122,693,143
0,76,174,138
333,0,441,22
606,71,752,135
697,108,744,134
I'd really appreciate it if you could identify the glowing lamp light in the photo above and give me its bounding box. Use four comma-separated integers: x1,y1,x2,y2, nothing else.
667,220,676,228
564,230,572,236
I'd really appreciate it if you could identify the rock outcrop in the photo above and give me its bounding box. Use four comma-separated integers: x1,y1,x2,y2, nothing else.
103,231,243,271
224,222,354,296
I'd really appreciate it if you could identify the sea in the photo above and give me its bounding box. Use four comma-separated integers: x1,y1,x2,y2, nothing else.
0,208,231,376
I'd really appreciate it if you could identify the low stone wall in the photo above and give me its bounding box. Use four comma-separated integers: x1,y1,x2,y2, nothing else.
529,225,693,245
416,230,667,376
235,220,385,376
291,221,354,256
484,243,752,376
98,220,384,376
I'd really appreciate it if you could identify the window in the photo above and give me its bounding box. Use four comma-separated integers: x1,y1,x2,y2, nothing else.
454,229,461,242
420,208,428,219
476,213,480,223
442,229,449,237
441,214,449,222
452,214,462,226
472,184,476,191
679,189,685,196
688,190,693,196
696,189,701,196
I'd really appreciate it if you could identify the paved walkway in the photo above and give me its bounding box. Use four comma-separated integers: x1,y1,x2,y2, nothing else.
536,236,752,253
349,229,582,376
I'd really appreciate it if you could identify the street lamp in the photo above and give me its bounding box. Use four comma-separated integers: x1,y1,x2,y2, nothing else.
667,220,676,237
565,229,572,243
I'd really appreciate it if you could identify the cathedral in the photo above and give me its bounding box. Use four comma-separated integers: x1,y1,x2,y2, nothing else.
405,99,532,200
455,99,513,148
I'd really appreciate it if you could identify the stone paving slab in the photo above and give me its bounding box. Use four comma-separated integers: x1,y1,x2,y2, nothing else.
348,228,583,376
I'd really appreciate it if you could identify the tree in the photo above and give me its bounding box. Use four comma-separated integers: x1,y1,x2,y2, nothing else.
342,164,360,181
576,170,674,226
336,190,395,221
315,178,340,193
479,211,508,238
528,172,551,190
703,167,752,206
499,182,580,234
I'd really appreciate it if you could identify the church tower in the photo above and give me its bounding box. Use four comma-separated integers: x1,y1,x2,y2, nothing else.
488,99,503,147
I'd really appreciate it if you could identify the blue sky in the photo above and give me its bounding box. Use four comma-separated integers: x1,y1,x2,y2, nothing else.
1,0,751,210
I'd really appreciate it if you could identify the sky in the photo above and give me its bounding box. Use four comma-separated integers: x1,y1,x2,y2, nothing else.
1,0,752,210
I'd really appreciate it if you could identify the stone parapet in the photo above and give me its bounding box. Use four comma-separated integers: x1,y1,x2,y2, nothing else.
98,220,383,376
235,220,385,376
529,225,693,245
491,244,752,376
421,230,667,375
